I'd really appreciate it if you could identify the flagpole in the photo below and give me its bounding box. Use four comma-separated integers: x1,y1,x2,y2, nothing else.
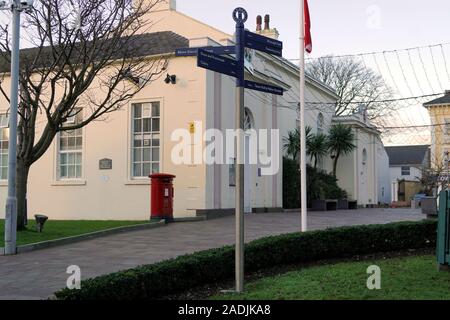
299,0,307,232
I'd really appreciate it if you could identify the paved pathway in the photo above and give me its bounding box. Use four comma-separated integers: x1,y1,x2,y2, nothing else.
0,208,423,300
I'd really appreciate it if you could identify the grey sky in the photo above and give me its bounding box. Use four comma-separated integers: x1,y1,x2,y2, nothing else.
178,0,450,145
178,0,450,61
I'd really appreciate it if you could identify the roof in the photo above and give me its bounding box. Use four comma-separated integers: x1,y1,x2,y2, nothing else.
423,91,450,107
0,31,189,73
385,145,430,166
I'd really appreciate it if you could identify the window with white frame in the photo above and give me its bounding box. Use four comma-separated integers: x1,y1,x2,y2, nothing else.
0,114,9,180
58,110,83,179
401,166,411,176
132,102,160,178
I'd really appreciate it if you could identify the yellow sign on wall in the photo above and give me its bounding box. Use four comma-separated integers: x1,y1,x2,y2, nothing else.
189,122,195,134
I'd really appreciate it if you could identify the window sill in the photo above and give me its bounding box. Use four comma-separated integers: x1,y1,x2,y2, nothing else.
51,180,87,186
125,179,151,186
0,181,7,187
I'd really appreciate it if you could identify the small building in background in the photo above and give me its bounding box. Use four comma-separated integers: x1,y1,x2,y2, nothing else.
385,145,430,204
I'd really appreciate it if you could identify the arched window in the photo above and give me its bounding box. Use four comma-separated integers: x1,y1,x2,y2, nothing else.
244,108,255,132
317,113,324,134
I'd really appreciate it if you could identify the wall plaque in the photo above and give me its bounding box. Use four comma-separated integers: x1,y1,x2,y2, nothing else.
99,158,112,170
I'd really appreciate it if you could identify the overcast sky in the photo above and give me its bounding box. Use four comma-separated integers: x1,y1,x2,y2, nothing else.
178,0,450,145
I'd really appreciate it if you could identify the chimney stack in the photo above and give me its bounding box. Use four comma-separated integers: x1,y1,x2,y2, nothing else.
264,14,270,30
445,90,450,96
255,14,279,40
256,15,262,31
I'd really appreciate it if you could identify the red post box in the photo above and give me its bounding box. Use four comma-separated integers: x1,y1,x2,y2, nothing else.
149,173,176,222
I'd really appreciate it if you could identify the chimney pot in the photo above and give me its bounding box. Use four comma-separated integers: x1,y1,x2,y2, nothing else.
256,15,262,31
264,14,270,30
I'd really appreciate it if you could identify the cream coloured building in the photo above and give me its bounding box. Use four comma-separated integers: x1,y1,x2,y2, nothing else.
424,90,450,168
0,1,341,220
332,111,390,207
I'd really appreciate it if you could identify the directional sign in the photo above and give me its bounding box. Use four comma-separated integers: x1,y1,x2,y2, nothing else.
244,80,284,96
244,31,283,57
176,46,236,57
197,49,238,78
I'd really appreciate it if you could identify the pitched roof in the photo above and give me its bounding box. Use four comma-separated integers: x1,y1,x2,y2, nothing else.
423,91,450,107
385,145,430,166
0,31,189,73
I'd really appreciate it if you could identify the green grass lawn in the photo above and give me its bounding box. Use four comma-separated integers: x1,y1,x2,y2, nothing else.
0,219,149,247
212,255,450,300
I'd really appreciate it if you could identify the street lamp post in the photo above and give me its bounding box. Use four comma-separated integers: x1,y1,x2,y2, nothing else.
3,0,34,255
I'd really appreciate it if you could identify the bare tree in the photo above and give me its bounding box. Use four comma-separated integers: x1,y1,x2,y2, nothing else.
0,0,167,229
306,55,394,121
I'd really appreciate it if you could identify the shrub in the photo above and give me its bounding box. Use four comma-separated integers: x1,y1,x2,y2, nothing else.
283,157,347,209
55,220,437,300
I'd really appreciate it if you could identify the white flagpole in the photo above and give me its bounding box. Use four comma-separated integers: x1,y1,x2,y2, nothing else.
299,0,308,232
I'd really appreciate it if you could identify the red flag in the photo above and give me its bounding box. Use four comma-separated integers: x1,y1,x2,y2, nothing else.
304,0,312,53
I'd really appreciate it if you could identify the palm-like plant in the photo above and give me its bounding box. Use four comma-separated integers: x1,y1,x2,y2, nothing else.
327,124,356,176
307,133,328,169
283,126,312,160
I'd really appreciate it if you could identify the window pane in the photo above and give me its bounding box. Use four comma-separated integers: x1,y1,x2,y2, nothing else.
68,165,75,178
143,118,151,132
134,134,142,147
60,153,67,165
152,119,160,132
1,167,7,179
133,148,142,162
60,166,67,178
152,134,160,147
152,103,160,117
152,148,159,162
143,163,151,177
133,163,142,177
134,119,142,133
133,104,142,119
60,137,68,150
142,104,151,117
68,153,76,164
75,153,82,165
143,148,151,162
1,154,7,165
152,163,159,173
76,137,82,149
76,165,82,178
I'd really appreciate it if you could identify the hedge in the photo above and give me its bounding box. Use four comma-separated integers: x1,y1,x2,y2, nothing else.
55,219,437,300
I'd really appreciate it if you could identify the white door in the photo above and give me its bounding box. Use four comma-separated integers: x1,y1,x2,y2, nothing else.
244,134,252,213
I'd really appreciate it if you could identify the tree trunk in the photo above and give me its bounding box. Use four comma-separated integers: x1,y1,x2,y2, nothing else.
16,159,29,231
332,153,340,177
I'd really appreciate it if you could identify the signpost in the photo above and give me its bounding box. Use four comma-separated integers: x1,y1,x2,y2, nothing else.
197,49,238,78
175,7,283,293
244,30,283,57
176,46,236,57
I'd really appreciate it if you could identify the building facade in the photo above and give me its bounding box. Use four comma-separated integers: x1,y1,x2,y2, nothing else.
0,1,339,220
